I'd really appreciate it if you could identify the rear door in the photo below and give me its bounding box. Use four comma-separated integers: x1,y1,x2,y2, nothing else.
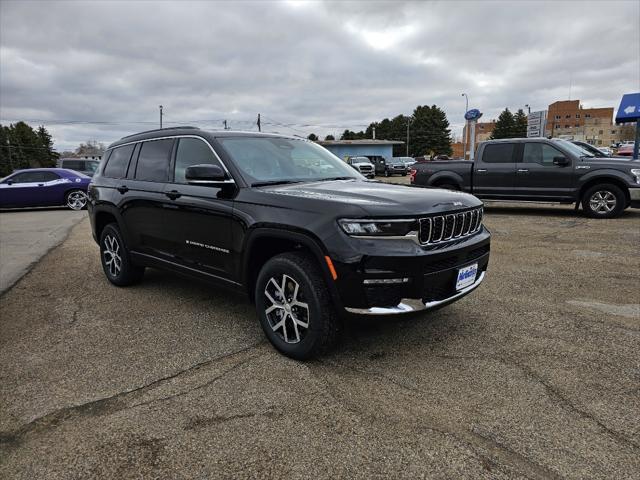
161,137,234,277
473,143,517,197
120,138,175,256
515,142,575,199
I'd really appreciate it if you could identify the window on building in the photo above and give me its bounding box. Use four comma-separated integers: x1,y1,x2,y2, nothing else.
565,125,570,128
598,130,603,135
554,115,561,120
135,139,173,182
575,124,580,127
576,114,580,119
565,115,571,119
611,130,616,134
585,114,591,118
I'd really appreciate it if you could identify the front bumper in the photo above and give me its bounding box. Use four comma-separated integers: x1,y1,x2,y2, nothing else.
345,271,486,314
630,187,640,208
335,229,490,315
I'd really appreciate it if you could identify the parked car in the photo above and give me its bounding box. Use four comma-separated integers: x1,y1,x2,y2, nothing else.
369,156,407,176
616,144,635,157
571,141,612,158
0,168,90,210
410,137,640,218
57,158,100,177
88,127,490,359
598,146,614,156
394,156,416,168
345,156,375,178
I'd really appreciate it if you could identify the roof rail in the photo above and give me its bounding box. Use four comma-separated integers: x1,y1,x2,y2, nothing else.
120,126,200,140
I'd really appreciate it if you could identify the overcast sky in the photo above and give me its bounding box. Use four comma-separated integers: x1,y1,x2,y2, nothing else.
1,0,638,151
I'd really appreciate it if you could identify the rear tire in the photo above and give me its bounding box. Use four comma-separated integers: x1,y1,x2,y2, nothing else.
255,252,340,360
581,184,625,218
99,223,145,286
65,189,87,210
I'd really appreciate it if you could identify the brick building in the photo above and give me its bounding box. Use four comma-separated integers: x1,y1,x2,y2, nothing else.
545,100,613,139
462,120,496,158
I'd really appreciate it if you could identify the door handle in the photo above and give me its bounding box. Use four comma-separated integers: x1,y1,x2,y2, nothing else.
165,190,182,200
117,185,129,194
517,169,529,173
476,169,487,173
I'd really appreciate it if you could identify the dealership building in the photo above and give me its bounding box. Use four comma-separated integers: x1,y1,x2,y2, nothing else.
317,139,404,161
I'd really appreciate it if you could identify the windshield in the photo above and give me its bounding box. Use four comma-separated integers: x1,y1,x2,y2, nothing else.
218,136,362,185
553,139,594,158
387,158,403,165
352,157,372,164
86,161,99,173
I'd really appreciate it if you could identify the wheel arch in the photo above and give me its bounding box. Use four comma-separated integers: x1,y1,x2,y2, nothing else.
577,174,630,205
429,171,463,189
92,205,129,246
242,227,339,305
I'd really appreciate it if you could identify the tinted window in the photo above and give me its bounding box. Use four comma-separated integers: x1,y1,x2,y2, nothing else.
8,171,60,183
482,143,515,163
62,160,85,170
104,145,134,178
136,139,173,182
523,143,565,166
174,138,221,183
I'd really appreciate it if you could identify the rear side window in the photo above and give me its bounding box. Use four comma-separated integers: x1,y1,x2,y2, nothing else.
136,139,173,182
174,138,221,183
482,144,515,163
104,145,134,178
8,171,60,183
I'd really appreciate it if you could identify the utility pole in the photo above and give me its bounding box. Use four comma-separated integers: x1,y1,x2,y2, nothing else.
223,120,229,130
525,104,531,114
159,105,163,129
257,114,261,132
406,117,412,156
461,93,469,159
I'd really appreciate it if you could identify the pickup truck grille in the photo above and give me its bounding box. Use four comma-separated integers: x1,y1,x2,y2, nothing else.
418,207,483,245
359,165,373,173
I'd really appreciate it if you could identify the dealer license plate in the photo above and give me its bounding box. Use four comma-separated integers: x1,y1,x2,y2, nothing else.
456,263,478,291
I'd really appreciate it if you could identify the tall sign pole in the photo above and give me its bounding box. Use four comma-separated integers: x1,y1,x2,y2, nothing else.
159,105,163,129
461,93,469,159
464,109,483,161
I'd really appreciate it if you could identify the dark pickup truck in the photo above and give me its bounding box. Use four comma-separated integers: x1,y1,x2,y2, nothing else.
411,138,640,218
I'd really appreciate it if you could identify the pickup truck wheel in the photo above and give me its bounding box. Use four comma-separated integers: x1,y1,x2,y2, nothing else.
99,223,145,286
255,252,340,360
582,184,625,218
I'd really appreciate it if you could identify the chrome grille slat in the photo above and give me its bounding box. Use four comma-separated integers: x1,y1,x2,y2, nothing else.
418,207,483,246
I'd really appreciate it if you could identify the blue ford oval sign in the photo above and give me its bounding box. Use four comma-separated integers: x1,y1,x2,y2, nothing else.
464,109,482,121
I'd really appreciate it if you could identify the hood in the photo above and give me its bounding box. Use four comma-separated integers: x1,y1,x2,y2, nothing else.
258,179,482,216
582,157,640,166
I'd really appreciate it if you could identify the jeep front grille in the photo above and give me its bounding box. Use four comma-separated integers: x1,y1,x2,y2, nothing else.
418,207,483,245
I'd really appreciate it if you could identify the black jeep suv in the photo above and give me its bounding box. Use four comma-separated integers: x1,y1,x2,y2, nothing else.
88,127,490,359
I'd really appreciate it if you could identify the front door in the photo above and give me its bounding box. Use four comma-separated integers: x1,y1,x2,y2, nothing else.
515,142,575,199
161,137,234,278
473,142,517,197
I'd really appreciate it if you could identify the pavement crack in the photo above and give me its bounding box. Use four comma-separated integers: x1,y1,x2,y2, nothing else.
0,342,264,450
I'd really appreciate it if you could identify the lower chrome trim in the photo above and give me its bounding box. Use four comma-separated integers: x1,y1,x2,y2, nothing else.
344,271,486,315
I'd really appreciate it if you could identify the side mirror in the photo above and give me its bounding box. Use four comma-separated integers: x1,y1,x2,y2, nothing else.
553,156,570,166
185,164,232,186
6,180,13,185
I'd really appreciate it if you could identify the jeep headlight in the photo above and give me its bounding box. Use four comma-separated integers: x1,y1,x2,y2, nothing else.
338,219,417,237
631,168,640,184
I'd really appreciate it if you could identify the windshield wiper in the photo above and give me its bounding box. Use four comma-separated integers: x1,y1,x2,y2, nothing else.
317,176,357,181
251,179,305,187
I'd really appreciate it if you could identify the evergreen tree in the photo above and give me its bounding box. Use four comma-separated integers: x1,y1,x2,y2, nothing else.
324,134,335,141
410,105,453,157
490,109,516,139
0,122,58,177
513,109,528,138
307,133,318,141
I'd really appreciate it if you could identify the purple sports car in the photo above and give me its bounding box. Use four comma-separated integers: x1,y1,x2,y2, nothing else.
0,168,91,210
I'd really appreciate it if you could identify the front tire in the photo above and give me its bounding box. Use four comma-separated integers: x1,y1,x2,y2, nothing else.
66,189,87,210
582,184,625,218
255,252,340,360
99,223,145,286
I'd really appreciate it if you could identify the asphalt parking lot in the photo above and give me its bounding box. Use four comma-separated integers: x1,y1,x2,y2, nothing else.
1,199,639,479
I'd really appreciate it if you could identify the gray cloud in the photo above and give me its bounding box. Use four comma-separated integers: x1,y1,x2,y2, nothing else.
1,0,638,151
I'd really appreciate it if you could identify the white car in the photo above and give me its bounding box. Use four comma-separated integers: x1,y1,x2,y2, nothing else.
394,156,416,167
597,147,613,156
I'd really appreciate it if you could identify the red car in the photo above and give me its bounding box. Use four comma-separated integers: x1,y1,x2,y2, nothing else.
616,144,634,156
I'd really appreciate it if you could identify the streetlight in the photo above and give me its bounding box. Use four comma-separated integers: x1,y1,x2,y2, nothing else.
525,104,531,114
462,93,469,159
159,105,163,128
